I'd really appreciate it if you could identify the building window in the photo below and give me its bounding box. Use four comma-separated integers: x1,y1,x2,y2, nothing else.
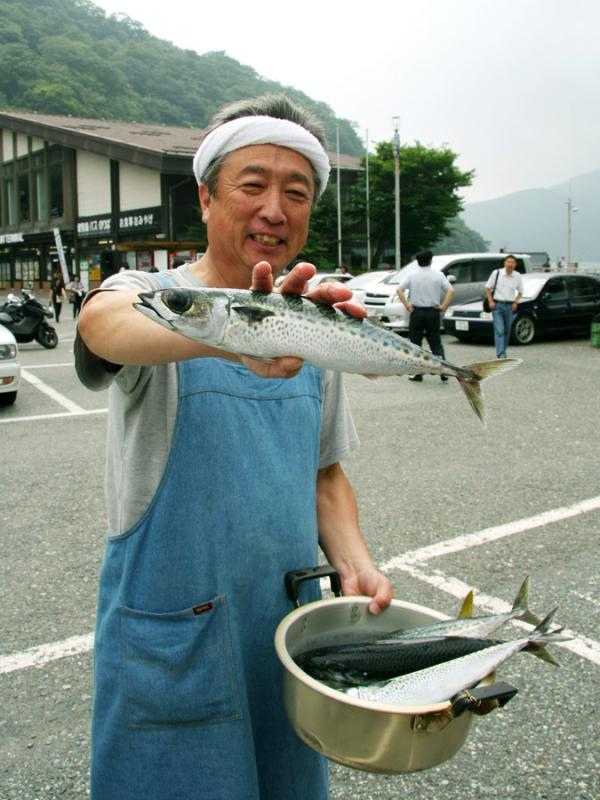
2,177,16,226
35,171,47,221
49,161,64,218
18,172,30,223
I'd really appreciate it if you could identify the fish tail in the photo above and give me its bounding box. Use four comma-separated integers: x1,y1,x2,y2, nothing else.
457,590,474,619
456,358,522,426
529,608,571,644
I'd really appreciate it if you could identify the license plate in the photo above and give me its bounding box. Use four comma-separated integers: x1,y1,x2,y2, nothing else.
455,320,469,331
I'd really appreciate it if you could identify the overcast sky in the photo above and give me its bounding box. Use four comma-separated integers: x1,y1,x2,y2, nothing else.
94,0,599,204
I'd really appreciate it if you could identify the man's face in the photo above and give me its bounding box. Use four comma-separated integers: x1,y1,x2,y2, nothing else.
504,257,517,274
199,144,315,285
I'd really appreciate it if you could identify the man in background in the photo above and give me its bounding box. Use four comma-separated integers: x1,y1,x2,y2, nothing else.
395,249,455,382
485,254,524,358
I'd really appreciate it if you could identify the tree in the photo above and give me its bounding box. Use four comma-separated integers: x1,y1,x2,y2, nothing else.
343,141,475,267
432,216,489,254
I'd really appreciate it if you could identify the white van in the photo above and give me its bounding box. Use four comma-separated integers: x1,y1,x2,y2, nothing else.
363,252,532,333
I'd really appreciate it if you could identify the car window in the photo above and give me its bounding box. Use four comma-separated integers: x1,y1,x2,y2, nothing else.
568,276,600,301
443,260,472,283
472,259,504,282
541,278,568,302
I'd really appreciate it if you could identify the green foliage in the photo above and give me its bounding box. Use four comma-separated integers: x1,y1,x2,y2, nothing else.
0,0,363,155
432,216,490,254
340,141,475,266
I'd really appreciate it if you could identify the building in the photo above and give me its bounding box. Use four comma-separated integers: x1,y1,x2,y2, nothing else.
0,110,361,291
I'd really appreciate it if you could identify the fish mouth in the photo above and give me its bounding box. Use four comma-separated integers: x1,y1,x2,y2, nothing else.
134,291,176,329
250,233,284,247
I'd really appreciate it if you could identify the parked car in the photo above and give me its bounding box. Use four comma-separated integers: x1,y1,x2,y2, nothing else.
364,252,532,333
0,323,21,405
345,269,396,305
274,271,354,290
443,272,600,345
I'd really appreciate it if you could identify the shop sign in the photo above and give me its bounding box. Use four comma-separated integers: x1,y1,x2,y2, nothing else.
0,232,25,244
118,207,161,232
77,216,112,237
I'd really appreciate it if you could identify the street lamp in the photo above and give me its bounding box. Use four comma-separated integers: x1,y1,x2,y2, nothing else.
365,128,371,269
392,117,401,269
566,196,578,268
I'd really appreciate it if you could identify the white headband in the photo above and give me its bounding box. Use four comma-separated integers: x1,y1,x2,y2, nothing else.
192,115,330,198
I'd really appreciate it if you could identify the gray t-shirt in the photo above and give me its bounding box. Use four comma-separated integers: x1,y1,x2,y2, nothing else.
75,266,359,535
398,267,451,307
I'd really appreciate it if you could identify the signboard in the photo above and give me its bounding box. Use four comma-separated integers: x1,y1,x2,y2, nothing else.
77,215,112,238
118,207,161,233
0,232,25,245
52,227,71,285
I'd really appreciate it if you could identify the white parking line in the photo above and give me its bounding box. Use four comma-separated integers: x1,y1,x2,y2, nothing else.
0,408,108,424
21,362,74,369
20,368,85,413
380,495,600,570
0,633,94,675
2,498,599,675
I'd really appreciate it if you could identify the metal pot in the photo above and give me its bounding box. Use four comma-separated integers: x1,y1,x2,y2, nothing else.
275,567,515,775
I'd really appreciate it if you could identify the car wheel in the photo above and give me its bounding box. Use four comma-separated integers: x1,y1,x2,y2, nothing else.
511,315,536,345
0,391,17,406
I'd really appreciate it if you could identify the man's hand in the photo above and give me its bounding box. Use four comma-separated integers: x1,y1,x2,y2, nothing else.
339,568,394,616
241,261,365,378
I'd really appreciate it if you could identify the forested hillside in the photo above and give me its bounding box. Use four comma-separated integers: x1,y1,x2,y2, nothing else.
0,0,363,155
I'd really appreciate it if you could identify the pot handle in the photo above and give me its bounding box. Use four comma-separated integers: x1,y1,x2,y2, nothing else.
450,681,518,718
285,565,342,607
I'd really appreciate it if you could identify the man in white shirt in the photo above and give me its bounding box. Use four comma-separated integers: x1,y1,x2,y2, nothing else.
396,249,455,382
485,255,524,358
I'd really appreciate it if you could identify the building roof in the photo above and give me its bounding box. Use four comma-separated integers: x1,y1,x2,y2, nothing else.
0,110,361,175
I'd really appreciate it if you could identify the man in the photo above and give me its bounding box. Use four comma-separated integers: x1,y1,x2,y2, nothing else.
485,254,524,358
66,273,86,318
75,94,393,800
395,249,455,382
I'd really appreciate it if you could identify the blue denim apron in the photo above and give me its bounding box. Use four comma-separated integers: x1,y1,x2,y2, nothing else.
90,353,328,799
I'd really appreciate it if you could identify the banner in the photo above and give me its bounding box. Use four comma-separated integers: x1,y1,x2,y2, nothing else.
52,228,71,285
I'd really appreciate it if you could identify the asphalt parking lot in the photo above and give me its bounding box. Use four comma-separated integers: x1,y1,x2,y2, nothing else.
1,317,599,800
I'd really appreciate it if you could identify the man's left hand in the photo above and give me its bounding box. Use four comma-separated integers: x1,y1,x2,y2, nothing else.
340,568,394,616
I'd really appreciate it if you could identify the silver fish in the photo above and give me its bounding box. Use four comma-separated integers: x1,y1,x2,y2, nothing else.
378,576,541,642
134,288,521,424
348,610,566,707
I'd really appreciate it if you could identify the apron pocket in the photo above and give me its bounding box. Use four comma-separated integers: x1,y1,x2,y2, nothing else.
120,595,242,729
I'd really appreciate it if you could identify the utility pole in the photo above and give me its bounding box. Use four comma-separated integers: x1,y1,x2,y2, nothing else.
336,125,342,267
392,117,401,269
566,195,578,267
365,129,371,269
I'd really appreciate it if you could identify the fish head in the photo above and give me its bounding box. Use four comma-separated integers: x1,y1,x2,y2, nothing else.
135,288,230,345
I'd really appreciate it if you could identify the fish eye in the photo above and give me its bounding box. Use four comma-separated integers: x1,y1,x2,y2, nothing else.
163,288,193,314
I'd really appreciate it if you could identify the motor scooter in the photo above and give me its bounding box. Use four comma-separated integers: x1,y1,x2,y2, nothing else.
0,288,58,348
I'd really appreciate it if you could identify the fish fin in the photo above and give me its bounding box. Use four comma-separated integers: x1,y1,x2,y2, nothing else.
458,590,474,618
525,643,561,667
510,576,530,616
456,358,523,426
232,305,276,322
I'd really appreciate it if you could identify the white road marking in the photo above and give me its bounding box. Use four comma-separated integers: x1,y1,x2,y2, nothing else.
380,495,600,570
21,362,74,369
0,633,94,675
20,368,85,413
3,498,599,675
0,408,107,424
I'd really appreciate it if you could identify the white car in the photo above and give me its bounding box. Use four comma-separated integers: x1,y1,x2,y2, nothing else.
0,324,21,405
345,270,395,305
363,252,532,333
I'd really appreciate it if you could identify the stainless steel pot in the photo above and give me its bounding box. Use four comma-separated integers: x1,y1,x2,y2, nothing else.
275,567,515,775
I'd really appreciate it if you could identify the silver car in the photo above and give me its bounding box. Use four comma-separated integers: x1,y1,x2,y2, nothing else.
364,253,532,333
